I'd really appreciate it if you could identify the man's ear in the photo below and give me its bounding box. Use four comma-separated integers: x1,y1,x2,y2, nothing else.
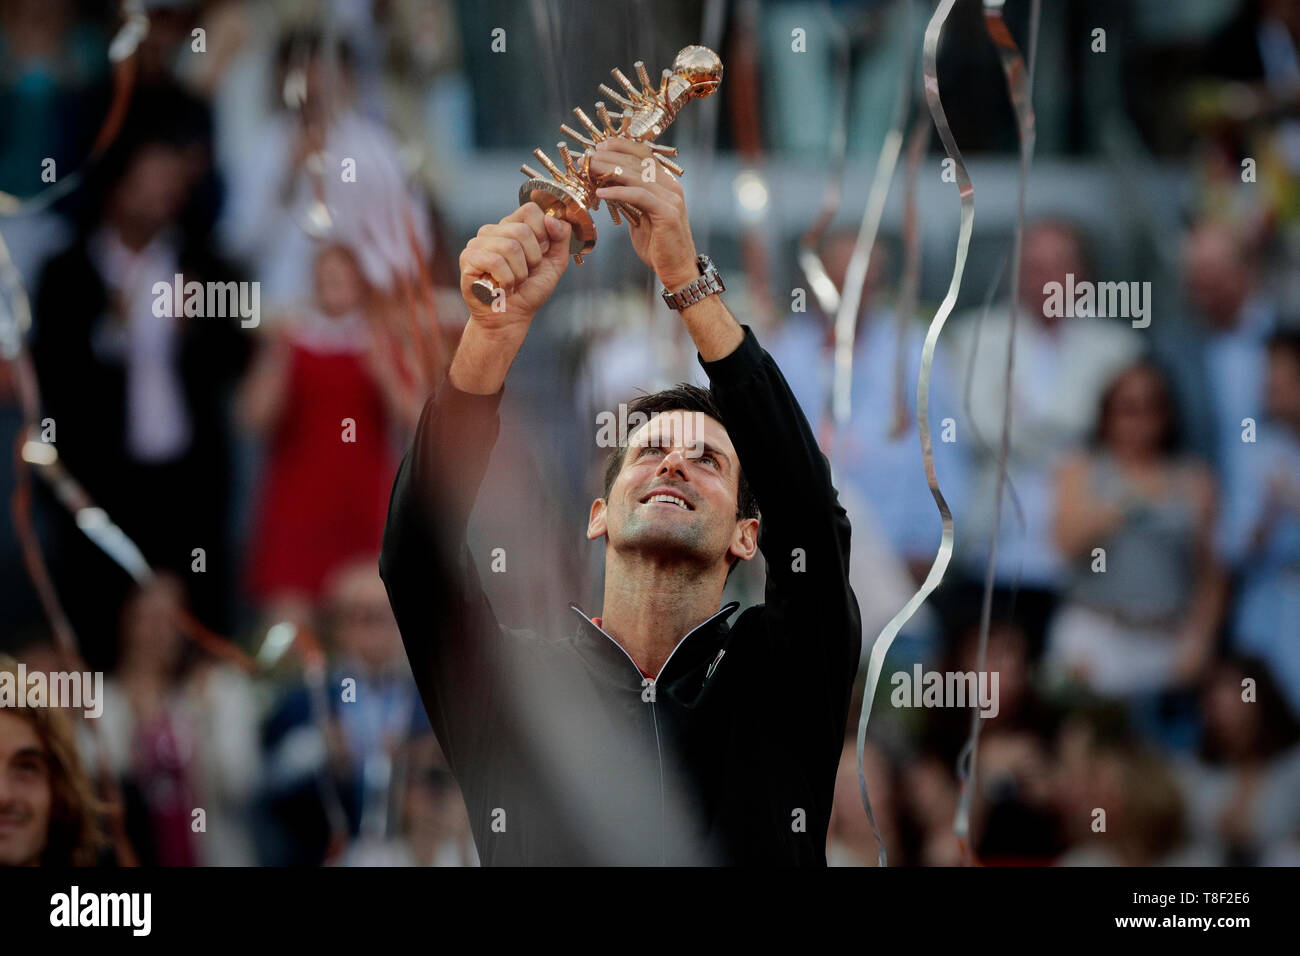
587,497,609,541
728,517,760,564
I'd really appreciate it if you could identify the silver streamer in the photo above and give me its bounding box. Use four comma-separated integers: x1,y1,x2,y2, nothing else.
953,0,1041,855
832,0,914,424
854,0,968,867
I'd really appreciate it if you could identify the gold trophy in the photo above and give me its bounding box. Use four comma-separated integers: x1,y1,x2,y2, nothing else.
469,45,723,305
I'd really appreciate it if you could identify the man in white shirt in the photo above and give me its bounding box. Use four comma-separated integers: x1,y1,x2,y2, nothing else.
949,220,1142,622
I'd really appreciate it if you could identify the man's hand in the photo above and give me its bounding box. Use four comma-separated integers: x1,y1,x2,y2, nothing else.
590,139,700,291
592,138,742,360
450,203,571,395
459,202,572,333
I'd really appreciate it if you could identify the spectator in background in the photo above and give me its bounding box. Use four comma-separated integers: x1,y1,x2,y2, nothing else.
891,754,960,867
122,0,223,238
96,575,259,866
326,560,430,844
1174,656,1300,866
0,655,104,867
238,243,419,623
970,728,1063,865
217,30,432,314
1053,715,1202,867
950,220,1142,650
1220,331,1300,719
935,618,1064,865
260,558,432,866
1046,362,1226,717
1163,220,1277,478
923,613,1059,764
32,128,251,669
389,745,478,867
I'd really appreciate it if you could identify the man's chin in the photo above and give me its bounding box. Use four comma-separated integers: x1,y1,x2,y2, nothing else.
612,524,715,564
0,841,42,867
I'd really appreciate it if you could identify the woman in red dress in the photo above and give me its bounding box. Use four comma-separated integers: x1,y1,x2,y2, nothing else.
238,243,421,621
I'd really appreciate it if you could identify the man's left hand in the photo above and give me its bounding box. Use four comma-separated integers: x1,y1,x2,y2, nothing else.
590,139,700,291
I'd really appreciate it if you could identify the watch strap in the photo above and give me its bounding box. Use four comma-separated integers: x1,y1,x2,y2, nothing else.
661,255,725,310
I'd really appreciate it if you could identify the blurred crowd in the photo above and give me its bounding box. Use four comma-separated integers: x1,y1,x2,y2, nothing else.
1,0,1298,866
798,215,1300,867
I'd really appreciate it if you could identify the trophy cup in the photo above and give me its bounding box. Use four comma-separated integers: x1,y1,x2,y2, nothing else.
469,45,723,305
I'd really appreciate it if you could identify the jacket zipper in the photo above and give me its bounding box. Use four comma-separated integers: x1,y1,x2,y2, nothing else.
649,692,665,864
572,604,735,864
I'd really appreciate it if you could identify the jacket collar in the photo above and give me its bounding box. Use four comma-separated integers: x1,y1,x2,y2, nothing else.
567,601,740,689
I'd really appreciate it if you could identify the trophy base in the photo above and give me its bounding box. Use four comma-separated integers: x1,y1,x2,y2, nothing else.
468,179,599,306
518,178,597,259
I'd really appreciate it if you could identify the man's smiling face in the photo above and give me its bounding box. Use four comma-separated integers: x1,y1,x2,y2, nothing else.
589,410,754,571
0,712,52,867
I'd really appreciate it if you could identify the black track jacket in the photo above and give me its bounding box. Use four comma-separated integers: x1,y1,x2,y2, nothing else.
379,326,861,865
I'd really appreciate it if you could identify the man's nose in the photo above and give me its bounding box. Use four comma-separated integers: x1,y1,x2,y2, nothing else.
657,449,689,480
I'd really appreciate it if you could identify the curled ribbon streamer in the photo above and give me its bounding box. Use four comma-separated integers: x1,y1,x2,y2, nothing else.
953,249,1033,860
855,0,968,867
953,0,1040,861
961,253,1028,556
832,0,914,425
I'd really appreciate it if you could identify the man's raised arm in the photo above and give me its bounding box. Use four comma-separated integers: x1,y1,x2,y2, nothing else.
379,203,571,771
697,320,861,679
590,138,860,681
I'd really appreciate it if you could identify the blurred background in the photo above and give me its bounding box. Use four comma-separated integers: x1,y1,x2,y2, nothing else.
1,0,1298,866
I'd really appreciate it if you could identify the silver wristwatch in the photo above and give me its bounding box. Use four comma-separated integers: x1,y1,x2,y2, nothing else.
661,254,725,310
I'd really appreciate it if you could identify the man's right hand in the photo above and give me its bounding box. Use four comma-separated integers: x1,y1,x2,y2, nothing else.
459,202,572,333
449,203,572,394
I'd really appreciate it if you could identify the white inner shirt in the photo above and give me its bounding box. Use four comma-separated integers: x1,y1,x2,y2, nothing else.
90,228,194,464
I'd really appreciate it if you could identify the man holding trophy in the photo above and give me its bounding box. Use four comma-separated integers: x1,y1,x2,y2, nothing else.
379,49,861,865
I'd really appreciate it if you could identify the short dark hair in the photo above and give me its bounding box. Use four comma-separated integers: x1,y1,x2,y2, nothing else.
601,384,759,523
